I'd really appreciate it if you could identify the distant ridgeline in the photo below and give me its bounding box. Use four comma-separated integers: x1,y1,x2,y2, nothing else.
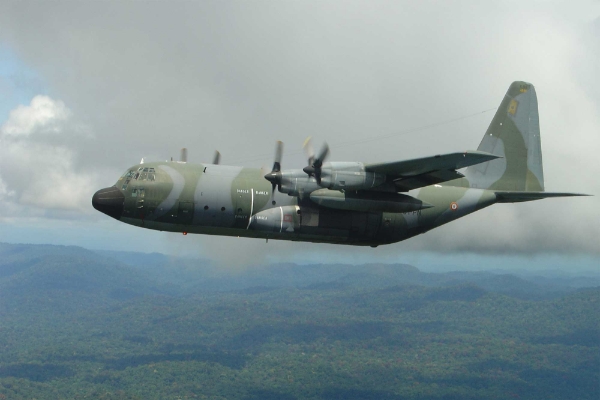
0,242,598,400
0,242,598,303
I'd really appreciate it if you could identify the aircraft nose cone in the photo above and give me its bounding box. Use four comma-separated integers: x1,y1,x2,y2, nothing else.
92,186,125,220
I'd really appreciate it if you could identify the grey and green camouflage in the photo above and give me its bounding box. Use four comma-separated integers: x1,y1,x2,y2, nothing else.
92,81,586,247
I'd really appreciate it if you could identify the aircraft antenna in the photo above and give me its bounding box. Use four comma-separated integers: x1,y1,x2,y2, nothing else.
180,148,188,163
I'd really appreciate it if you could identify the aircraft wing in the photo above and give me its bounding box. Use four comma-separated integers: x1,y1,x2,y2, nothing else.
365,150,500,192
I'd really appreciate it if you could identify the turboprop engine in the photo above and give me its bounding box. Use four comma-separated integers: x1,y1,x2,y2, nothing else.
265,140,388,199
316,162,386,190
274,163,387,197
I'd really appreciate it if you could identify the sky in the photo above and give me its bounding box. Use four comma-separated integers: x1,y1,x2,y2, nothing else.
0,1,598,271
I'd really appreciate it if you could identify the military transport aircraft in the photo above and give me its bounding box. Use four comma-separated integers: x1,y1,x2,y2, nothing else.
92,81,586,247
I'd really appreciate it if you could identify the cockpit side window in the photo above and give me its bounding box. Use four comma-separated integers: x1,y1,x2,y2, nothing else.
121,170,134,190
121,170,134,179
133,167,143,180
148,168,156,181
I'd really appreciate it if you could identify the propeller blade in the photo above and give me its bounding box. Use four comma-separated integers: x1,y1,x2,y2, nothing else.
264,141,284,199
303,137,315,167
315,142,329,167
212,150,221,165
303,141,329,183
273,140,283,172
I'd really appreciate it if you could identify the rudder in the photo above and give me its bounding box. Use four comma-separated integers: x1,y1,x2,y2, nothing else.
464,81,544,191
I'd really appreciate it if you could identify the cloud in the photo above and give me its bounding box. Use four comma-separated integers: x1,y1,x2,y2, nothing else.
0,1,598,257
0,96,100,216
1,95,71,136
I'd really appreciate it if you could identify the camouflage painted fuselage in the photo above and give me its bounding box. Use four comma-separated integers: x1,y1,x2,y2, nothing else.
112,161,495,247
92,81,585,246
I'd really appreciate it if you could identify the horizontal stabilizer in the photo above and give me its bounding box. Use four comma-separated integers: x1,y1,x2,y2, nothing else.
495,191,591,203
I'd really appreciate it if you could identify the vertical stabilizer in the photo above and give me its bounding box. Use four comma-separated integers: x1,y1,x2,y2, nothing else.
465,81,544,191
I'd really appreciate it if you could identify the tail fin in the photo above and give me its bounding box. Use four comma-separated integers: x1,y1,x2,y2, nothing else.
465,81,544,191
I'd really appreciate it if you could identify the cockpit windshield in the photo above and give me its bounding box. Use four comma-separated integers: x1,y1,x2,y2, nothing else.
120,167,156,190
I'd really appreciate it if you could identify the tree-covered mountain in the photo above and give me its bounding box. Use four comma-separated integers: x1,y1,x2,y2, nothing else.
0,242,598,399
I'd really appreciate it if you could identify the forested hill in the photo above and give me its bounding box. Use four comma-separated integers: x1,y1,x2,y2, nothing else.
0,242,598,400
99,247,599,300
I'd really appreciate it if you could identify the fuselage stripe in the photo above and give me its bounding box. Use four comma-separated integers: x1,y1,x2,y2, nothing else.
246,188,254,230
279,207,283,233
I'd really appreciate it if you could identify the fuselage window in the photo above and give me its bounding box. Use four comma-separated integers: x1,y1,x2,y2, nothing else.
139,189,145,198
132,189,138,197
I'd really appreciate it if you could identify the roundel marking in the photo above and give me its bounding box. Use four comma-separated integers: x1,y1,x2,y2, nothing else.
450,202,458,211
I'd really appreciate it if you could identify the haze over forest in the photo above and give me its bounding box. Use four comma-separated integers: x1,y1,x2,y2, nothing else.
0,242,598,399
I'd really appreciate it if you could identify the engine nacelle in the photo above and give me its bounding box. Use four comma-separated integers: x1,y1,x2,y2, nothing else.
278,170,321,197
275,164,386,198
249,205,300,233
319,162,386,191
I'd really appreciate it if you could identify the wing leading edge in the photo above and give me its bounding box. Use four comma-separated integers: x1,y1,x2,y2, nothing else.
365,150,500,192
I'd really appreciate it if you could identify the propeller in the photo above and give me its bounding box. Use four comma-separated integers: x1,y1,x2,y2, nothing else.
212,150,221,165
303,139,329,184
264,141,284,196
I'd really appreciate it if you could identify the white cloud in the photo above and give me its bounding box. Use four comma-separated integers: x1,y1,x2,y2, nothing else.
0,96,100,216
0,176,14,200
1,95,72,137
